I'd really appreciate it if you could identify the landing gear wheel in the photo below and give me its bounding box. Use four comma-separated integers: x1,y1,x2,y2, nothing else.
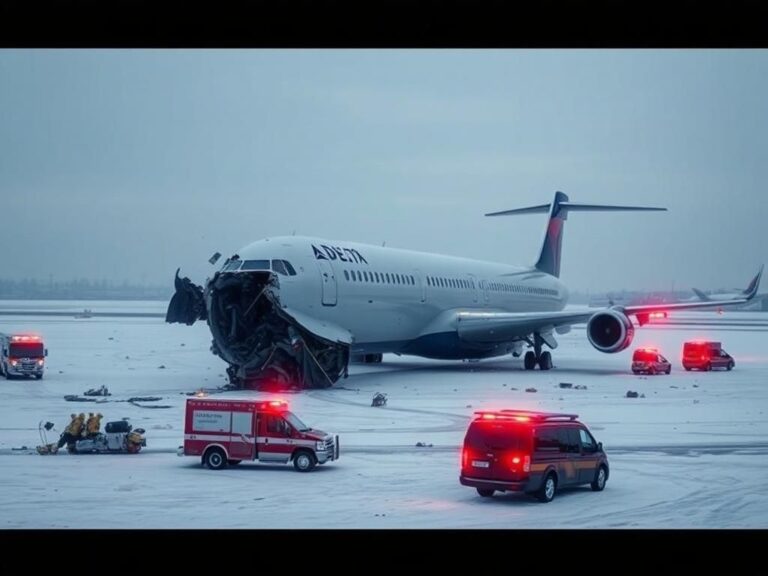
293,450,317,472
536,473,557,503
591,466,608,491
538,351,553,371
203,447,228,470
523,351,536,370
476,488,495,498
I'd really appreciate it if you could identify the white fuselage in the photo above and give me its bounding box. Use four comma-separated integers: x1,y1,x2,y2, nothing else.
229,236,568,359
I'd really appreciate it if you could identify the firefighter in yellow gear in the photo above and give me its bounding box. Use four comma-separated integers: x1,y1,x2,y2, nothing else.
57,413,84,448
85,413,103,436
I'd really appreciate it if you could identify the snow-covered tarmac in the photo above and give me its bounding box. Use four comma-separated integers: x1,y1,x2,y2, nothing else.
1,303,767,527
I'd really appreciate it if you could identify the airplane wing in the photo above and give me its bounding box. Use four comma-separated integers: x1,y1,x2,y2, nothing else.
457,310,594,343
457,265,763,343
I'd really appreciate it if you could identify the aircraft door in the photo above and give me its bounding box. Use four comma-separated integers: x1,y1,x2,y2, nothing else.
316,260,338,306
479,279,490,305
229,410,255,460
467,274,479,304
413,269,426,303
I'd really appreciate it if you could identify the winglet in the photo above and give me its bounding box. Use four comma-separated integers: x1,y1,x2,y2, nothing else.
691,287,711,301
743,264,764,300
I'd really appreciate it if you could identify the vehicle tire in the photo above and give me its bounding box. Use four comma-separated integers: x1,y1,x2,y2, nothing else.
539,351,553,371
35,374,43,380
684,367,691,371
293,450,317,472
591,465,608,492
666,367,671,375
647,367,655,376
203,447,228,470
705,362,712,372
227,459,242,466
476,488,495,498
523,351,536,370
536,473,557,503
727,362,734,371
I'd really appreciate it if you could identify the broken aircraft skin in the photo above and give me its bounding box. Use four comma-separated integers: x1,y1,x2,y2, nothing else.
166,265,349,389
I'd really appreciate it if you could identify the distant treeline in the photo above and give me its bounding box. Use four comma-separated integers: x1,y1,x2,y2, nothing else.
0,278,172,300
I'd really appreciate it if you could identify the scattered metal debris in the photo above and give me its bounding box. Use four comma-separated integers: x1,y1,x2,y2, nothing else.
158,365,166,369
371,392,388,407
558,382,573,389
574,384,588,390
415,442,433,448
626,390,639,398
525,387,537,393
83,385,110,397
64,395,107,403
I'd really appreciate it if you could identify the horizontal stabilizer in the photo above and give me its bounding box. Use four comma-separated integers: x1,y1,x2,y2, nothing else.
486,202,667,217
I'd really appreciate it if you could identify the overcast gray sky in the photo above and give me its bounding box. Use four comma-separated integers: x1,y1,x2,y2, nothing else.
1,49,766,293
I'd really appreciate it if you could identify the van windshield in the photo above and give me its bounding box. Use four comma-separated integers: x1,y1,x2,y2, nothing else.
466,422,527,450
9,343,44,358
284,411,310,432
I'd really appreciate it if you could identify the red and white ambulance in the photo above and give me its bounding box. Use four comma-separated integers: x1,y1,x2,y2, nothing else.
179,397,339,472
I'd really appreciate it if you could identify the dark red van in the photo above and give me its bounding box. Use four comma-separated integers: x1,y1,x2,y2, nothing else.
459,410,609,503
682,341,734,371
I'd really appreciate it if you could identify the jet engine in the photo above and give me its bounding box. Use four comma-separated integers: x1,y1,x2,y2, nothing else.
586,309,634,353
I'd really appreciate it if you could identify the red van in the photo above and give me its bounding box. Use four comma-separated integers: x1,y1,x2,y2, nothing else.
682,341,734,371
459,410,609,503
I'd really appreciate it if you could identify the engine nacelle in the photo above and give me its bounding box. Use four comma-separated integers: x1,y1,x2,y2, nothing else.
587,309,634,353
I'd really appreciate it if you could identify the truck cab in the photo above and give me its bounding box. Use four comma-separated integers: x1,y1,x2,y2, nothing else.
0,334,47,380
180,397,339,471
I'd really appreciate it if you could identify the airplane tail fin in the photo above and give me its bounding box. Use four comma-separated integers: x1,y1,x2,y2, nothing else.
485,191,667,278
742,264,764,299
691,288,711,301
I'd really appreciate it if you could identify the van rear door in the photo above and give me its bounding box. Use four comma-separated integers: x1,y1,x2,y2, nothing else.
463,421,530,481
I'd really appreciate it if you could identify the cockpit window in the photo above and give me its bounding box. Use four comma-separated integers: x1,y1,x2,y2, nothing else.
241,259,270,271
283,261,297,276
222,259,242,271
271,260,288,275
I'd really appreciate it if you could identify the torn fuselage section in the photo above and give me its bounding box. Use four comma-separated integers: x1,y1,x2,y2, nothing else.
167,269,348,389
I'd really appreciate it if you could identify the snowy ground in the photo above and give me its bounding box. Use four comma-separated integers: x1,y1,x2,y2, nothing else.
1,305,767,528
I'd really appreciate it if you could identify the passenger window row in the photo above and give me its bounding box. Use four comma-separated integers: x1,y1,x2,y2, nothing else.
488,281,557,297
426,276,475,290
343,270,416,286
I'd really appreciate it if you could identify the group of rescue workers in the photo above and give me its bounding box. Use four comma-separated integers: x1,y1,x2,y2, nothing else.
53,412,103,452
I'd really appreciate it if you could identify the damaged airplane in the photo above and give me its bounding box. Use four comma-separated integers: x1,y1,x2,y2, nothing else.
166,191,762,389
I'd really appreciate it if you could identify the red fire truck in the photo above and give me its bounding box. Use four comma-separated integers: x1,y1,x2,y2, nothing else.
179,397,339,472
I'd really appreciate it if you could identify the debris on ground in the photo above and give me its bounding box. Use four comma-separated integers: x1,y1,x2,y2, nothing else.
12,446,29,451
83,385,111,397
574,384,588,390
64,395,107,403
558,382,573,389
525,387,537,393
126,396,162,402
415,442,433,448
465,404,472,408
509,387,518,390
371,392,388,407
693,384,699,388
693,399,700,404
108,337,114,341
626,390,639,398
158,365,166,369
129,400,172,409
